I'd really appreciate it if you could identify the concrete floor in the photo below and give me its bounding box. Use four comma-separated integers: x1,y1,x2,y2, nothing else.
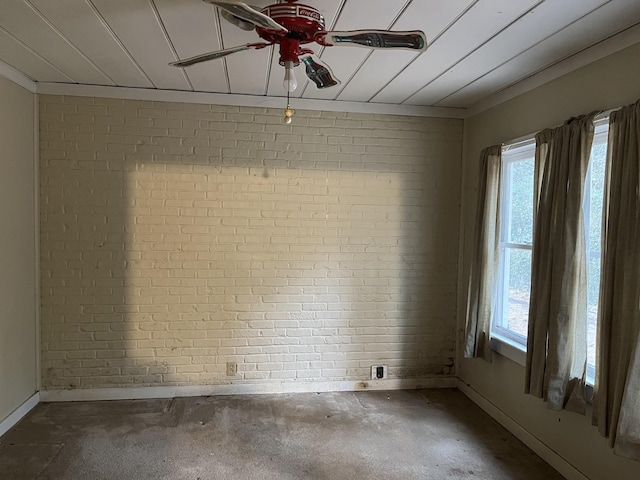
0,389,564,480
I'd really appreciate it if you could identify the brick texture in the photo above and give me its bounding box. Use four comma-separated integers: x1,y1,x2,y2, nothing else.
39,95,462,389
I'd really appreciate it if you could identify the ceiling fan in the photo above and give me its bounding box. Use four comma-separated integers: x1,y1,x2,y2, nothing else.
171,0,428,97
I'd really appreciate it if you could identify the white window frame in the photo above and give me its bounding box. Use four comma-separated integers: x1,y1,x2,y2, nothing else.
491,140,535,357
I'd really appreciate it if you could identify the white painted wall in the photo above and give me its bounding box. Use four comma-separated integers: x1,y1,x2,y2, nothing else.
459,43,640,479
0,77,38,423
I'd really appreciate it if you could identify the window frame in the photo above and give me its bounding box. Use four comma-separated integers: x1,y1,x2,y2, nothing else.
491,141,535,352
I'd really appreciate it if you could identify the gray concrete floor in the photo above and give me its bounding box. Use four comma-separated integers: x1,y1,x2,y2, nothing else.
0,388,564,480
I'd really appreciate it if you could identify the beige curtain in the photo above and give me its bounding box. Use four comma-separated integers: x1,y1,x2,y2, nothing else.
464,145,502,362
525,113,596,413
592,100,640,462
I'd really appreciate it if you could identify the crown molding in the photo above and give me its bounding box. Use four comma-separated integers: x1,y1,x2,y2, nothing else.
35,82,466,119
0,60,37,93
466,22,640,118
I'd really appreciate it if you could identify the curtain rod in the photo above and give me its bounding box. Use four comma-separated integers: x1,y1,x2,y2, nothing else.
503,107,618,150
595,107,617,120
502,134,536,150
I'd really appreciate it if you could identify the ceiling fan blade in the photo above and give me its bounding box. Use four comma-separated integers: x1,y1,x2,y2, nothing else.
301,55,340,90
204,1,287,33
316,30,427,51
170,43,270,67
220,9,255,31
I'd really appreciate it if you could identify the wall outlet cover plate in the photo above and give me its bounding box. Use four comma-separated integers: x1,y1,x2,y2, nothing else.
371,364,387,380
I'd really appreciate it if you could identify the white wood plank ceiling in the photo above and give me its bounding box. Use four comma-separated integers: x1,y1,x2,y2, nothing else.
1,0,639,110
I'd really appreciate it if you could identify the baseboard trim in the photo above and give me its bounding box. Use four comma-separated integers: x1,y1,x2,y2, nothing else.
457,380,588,480
41,377,456,402
0,392,40,437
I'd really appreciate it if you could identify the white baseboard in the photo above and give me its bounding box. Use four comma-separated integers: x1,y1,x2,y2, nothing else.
40,377,456,402
0,392,40,437
457,380,588,480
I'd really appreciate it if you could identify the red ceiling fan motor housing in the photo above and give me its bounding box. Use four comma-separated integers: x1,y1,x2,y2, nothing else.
257,2,325,65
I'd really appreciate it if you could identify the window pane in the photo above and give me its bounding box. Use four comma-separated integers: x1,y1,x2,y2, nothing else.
588,141,607,252
587,255,600,369
507,158,534,244
505,247,532,338
585,129,607,374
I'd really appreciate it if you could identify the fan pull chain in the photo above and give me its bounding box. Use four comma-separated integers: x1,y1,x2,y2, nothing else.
284,89,294,124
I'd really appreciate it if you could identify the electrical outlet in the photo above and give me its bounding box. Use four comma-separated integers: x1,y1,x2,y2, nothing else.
226,361,237,376
371,364,387,380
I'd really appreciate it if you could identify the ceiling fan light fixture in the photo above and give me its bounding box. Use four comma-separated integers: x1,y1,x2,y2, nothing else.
282,60,298,92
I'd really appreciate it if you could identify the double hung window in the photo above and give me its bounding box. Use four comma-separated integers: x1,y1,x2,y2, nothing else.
492,121,608,384
492,142,535,347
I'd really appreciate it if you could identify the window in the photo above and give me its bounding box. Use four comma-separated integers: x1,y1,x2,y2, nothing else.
492,141,535,347
584,120,608,382
491,121,609,383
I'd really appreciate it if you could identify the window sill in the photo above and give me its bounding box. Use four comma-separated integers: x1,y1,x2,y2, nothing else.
490,334,526,366
490,334,595,398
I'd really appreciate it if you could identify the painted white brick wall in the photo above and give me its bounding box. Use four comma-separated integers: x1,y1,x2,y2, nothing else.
39,95,462,390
